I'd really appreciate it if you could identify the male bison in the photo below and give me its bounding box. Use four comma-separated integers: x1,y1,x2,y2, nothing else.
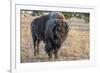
31,12,69,59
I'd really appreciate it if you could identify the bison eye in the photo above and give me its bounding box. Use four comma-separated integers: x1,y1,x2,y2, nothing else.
56,28,59,31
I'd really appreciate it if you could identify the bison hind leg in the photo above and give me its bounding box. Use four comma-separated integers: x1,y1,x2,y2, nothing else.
36,39,41,55
32,33,37,56
33,39,37,56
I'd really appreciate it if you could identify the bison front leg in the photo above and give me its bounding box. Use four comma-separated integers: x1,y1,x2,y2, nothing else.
54,48,58,59
47,50,52,60
45,40,53,60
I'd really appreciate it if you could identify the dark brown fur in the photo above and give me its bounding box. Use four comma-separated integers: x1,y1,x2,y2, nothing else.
31,12,69,59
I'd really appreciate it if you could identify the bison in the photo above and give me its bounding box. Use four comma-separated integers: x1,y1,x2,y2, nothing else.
31,12,69,59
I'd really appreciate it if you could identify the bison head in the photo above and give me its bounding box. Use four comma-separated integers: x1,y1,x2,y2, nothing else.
45,18,69,50
51,19,69,48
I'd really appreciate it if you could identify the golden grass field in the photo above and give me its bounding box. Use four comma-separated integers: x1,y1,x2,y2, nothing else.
20,13,90,63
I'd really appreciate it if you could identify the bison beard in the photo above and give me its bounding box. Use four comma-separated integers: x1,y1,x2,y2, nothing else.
31,12,69,60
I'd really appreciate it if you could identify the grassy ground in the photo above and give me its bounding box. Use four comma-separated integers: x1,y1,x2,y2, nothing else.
20,14,89,63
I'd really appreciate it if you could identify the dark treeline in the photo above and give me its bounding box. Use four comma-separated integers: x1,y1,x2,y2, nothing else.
21,10,89,22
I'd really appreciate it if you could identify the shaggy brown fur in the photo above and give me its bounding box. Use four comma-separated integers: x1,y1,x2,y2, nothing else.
31,12,69,59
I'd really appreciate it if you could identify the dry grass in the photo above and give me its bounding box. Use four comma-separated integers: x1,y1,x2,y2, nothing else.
61,29,89,60
20,14,90,63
